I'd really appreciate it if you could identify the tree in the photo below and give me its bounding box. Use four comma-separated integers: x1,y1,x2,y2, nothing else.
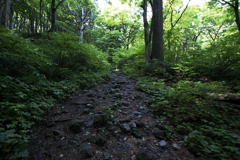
210,0,240,32
151,0,164,61
49,0,65,32
67,0,95,43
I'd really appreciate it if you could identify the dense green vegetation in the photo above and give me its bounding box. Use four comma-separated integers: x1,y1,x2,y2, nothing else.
0,27,110,159
0,0,240,159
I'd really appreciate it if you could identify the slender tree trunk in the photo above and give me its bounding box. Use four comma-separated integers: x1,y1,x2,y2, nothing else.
151,0,164,61
234,0,240,31
4,0,11,28
142,0,150,65
40,0,43,32
0,0,3,26
49,0,64,32
79,8,84,43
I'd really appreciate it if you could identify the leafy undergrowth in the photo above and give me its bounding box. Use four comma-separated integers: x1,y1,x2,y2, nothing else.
0,27,111,159
0,71,110,160
136,78,240,159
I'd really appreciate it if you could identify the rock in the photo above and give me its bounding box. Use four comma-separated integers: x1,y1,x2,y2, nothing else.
86,103,92,107
108,125,116,131
177,135,185,141
131,129,142,138
47,122,56,128
55,117,73,122
120,123,131,133
82,149,94,158
87,93,95,97
132,111,142,116
131,155,137,160
69,120,84,133
154,131,166,139
113,93,122,99
86,120,94,127
94,114,107,125
95,136,107,146
138,115,143,118
119,117,131,123
77,143,91,151
137,152,147,160
135,121,145,128
158,125,167,130
82,109,90,115
159,140,167,147
87,136,97,143
139,106,144,110
177,128,189,135
173,143,180,150
123,137,127,141
104,153,110,159
128,121,136,128
51,130,65,137
61,109,69,113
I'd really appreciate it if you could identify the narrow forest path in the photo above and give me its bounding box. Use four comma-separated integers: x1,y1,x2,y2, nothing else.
24,71,204,160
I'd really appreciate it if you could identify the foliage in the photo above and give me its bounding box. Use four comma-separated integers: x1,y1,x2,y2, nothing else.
135,77,240,159
0,28,110,159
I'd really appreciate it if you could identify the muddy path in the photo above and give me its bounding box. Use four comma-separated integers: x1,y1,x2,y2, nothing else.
23,71,204,160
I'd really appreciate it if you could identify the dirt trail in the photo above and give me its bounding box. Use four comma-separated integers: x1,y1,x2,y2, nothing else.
24,71,204,160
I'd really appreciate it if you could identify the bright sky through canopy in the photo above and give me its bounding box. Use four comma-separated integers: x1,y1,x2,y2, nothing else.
98,0,208,9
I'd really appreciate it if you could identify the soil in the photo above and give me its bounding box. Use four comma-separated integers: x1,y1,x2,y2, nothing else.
23,71,205,160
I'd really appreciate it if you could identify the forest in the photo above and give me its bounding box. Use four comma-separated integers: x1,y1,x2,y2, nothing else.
0,0,239,159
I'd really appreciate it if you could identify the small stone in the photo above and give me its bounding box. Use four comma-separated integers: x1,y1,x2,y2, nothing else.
86,104,92,107
154,131,166,139
131,155,137,160
120,123,131,133
61,109,69,113
159,140,167,147
132,111,142,116
82,109,90,115
139,106,144,110
47,122,56,128
55,117,73,122
138,115,142,118
94,114,107,125
95,136,107,146
135,121,145,128
77,143,90,151
128,121,136,128
119,117,131,123
87,136,97,143
69,120,84,133
51,130,65,137
137,152,147,160
131,129,142,138
123,137,127,141
87,93,95,97
82,149,94,158
158,125,167,130
173,143,180,150
86,120,94,127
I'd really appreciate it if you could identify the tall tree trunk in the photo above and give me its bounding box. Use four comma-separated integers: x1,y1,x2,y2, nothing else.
40,0,43,32
142,0,150,65
234,0,240,31
0,0,3,26
49,0,64,32
151,0,164,61
4,0,11,28
221,0,240,31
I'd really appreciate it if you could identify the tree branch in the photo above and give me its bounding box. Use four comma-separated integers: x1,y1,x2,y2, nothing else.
56,0,65,10
172,0,191,28
221,0,235,8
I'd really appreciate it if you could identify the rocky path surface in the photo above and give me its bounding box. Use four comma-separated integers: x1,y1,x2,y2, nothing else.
24,71,203,160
